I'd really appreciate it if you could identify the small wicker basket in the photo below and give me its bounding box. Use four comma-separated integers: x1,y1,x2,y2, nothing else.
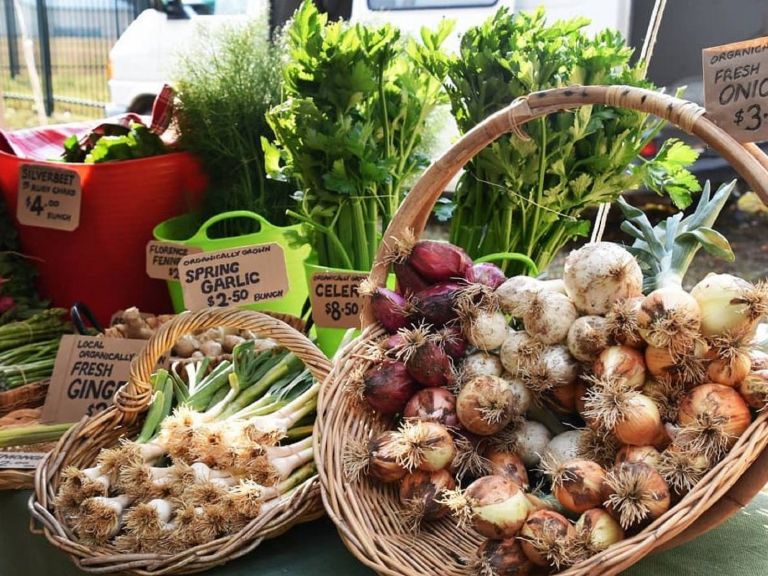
315,85,768,576
30,307,331,575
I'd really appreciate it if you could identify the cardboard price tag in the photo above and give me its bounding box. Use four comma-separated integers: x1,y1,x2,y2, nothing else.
703,36,768,143
0,452,45,469
310,272,367,329
178,243,289,311
146,241,202,281
16,163,81,231
41,335,146,424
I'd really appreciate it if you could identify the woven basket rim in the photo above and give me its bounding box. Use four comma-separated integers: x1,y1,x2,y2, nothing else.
315,84,768,576
30,308,331,575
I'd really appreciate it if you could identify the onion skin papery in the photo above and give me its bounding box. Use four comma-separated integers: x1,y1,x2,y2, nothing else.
468,262,506,290
523,291,578,345
443,475,532,539
594,346,646,390
605,461,671,530
575,508,625,555
500,331,541,379
584,382,667,447
403,238,473,283
615,445,661,469
544,458,607,514
435,325,467,359
360,281,410,333
739,370,768,409
462,352,504,381
496,276,543,317
514,421,552,467
524,345,579,395
364,431,407,483
519,510,576,569
457,375,518,436
567,316,611,363
637,287,701,356
606,297,645,349
485,448,529,489
645,345,706,390
463,308,509,352
403,388,459,428
546,431,582,464
393,261,430,295
392,420,456,472
411,283,462,327
690,273,768,338
706,341,751,387
402,332,453,388
677,383,752,462
362,360,417,415
657,445,710,496
476,538,534,576
563,242,643,316
398,469,456,529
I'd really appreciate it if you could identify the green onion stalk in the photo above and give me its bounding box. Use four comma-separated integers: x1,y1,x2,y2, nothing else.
423,7,701,275
56,340,319,552
265,0,450,271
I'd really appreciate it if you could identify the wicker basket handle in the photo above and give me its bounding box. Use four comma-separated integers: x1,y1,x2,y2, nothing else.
114,308,332,419
364,84,768,325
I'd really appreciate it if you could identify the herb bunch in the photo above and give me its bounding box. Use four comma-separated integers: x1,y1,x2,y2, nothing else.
174,14,292,235
427,7,700,274
265,1,450,270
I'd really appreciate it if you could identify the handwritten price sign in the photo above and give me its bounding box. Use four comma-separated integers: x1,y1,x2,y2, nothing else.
310,272,368,329
16,164,81,231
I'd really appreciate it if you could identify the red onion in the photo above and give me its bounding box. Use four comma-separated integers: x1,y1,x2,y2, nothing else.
362,283,410,333
405,240,473,282
382,332,407,352
394,261,431,295
401,327,453,387
363,360,417,415
435,325,468,359
404,388,459,428
468,263,506,289
412,283,462,326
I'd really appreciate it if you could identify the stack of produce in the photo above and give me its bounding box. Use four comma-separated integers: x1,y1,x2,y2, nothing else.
348,181,767,573
55,338,319,551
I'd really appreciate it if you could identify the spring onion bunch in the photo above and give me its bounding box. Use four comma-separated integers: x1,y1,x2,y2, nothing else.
57,339,318,552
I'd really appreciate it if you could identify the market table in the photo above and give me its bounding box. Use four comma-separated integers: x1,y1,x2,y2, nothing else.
1,490,766,576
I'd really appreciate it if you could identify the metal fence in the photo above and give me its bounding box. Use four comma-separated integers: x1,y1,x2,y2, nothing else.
0,0,151,117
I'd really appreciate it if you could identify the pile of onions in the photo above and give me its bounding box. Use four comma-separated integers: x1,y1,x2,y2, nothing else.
348,233,766,573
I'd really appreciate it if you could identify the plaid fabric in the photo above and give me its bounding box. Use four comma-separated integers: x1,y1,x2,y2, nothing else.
0,85,176,160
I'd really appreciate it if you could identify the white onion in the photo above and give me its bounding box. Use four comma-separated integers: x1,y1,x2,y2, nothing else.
462,352,503,381
524,291,578,345
501,373,532,414
499,331,538,377
691,273,768,338
527,345,579,393
545,430,582,464
563,242,643,315
567,315,610,363
496,275,543,316
465,309,509,351
514,420,552,466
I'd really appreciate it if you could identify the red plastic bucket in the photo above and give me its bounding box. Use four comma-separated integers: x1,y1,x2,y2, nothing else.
0,150,206,325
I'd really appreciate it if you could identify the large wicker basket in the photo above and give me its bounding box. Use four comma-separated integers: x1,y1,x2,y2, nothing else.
30,307,331,575
315,85,768,576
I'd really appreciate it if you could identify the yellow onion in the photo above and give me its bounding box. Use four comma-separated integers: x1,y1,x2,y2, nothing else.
605,461,671,530
637,287,701,355
476,538,533,576
614,445,661,468
584,382,667,447
690,274,768,338
546,381,579,416
577,428,621,468
567,315,611,363
543,457,607,514
343,431,406,484
519,510,576,569
594,346,646,390
575,508,625,555
398,469,456,530
457,375,519,436
643,378,686,422
392,420,456,472
645,344,707,389
677,383,752,462
739,370,768,409
484,448,529,489
442,475,531,539
606,297,645,349
706,340,751,387
657,445,710,496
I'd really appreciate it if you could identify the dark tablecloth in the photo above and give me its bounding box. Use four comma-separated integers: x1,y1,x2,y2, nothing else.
2,490,766,575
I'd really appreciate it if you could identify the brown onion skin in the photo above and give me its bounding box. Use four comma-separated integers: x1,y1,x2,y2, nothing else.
457,375,516,436
477,538,533,576
485,448,529,489
707,352,751,388
553,459,607,514
594,346,646,389
437,325,468,359
576,508,625,552
363,360,418,415
615,445,661,468
467,475,529,538
520,510,575,567
547,381,578,415
678,383,752,439
408,240,473,282
394,261,431,295
399,469,456,521
368,431,407,483
606,461,671,529
406,339,452,388
369,287,410,333
613,394,668,448
739,370,768,409
411,283,462,326
575,378,589,418
403,388,459,428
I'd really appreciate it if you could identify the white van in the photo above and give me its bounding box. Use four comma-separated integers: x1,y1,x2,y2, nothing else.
105,0,631,115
